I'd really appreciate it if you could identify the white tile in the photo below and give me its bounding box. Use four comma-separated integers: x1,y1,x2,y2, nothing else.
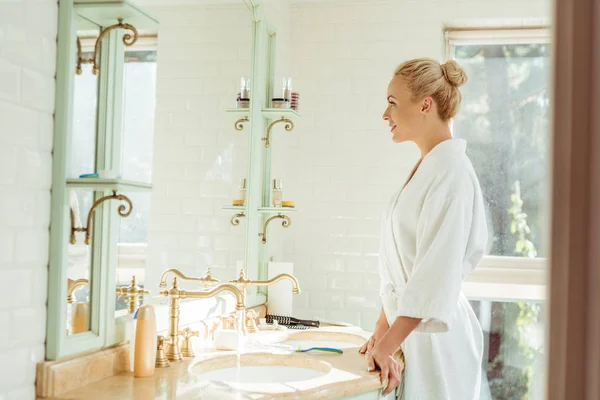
0,229,15,265
0,103,38,148
10,307,46,347
34,189,51,228
0,311,9,350
25,0,58,37
38,112,54,152
0,145,18,185
0,59,21,102
20,68,55,112
0,190,35,227
0,270,32,310
309,291,344,310
15,228,48,264
327,272,363,291
17,149,51,189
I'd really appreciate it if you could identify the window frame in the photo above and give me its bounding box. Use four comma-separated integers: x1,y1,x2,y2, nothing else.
445,27,551,301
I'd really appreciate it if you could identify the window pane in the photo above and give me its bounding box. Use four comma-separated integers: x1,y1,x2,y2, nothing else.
118,50,157,245
471,300,546,400
121,50,156,184
453,43,551,257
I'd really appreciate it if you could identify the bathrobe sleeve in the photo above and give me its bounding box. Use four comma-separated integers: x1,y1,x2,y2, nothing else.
395,182,474,333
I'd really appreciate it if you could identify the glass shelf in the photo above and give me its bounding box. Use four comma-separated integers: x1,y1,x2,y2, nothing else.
221,205,246,212
262,108,301,123
66,178,152,192
258,207,297,213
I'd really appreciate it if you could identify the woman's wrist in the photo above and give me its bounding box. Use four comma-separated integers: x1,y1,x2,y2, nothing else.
375,319,389,332
373,333,397,356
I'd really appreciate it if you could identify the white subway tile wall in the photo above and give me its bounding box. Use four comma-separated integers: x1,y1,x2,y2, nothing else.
0,0,57,397
281,0,550,328
145,4,255,290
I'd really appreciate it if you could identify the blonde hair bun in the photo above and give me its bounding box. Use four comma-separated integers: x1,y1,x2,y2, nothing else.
441,60,467,88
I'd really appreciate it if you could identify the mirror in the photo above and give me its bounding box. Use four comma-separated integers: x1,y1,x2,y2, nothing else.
117,1,254,315
65,18,101,336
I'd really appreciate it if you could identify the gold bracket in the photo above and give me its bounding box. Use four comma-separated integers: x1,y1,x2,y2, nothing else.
258,213,291,244
263,118,294,148
234,117,249,131
70,190,133,245
115,275,149,314
76,18,138,75
67,278,89,304
230,212,246,226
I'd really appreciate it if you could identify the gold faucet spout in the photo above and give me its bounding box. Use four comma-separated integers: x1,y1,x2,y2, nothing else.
230,269,301,294
256,273,301,294
159,277,246,361
67,279,89,304
176,283,246,310
158,268,219,289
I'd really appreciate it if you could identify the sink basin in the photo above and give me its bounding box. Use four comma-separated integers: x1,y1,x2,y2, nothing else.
191,353,331,384
281,330,368,350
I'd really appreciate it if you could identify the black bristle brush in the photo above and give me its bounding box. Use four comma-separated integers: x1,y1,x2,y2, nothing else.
265,314,320,328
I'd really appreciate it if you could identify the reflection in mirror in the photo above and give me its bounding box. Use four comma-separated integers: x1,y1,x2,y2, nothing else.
143,3,253,303
115,45,157,317
70,25,100,179
66,21,101,335
66,190,92,335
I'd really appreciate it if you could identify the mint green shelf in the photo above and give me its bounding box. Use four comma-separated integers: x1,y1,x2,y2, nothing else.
74,0,158,29
67,178,152,192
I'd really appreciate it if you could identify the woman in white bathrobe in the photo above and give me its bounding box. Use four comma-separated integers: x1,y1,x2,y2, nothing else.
359,58,488,399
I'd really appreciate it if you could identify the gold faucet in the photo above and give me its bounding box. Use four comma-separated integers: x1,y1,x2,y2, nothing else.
230,269,301,302
158,267,219,289
159,277,245,361
67,279,89,303
115,275,149,314
229,269,300,330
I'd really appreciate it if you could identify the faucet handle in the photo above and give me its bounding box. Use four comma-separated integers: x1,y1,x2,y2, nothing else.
178,328,199,358
220,315,237,330
155,336,170,368
245,309,259,333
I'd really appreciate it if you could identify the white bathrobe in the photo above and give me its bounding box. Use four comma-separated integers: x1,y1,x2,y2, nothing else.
378,139,487,400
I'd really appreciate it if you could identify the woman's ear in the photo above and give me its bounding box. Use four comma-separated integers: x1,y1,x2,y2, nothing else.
420,97,433,115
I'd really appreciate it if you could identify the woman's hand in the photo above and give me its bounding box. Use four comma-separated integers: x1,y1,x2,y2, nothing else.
366,345,404,397
359,327,385,355
359,308,389,354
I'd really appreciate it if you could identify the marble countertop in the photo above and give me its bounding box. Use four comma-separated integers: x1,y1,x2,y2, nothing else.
47,327,386,400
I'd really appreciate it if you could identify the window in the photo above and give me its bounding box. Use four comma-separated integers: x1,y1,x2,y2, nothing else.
472,300,546,400
115,42,157,313
447,28,551,400
447,28,551,291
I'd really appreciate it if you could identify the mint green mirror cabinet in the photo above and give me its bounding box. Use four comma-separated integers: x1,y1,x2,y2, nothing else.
47,0,157,360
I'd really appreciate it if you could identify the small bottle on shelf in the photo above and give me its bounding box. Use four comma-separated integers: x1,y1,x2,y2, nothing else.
282,77,292,101
239,178,247,205
272,179,283,207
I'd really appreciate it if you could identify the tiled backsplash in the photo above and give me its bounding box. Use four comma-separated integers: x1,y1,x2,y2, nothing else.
0,0,57,398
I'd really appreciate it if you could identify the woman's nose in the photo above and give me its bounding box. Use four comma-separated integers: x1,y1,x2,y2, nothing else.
382,110,389,121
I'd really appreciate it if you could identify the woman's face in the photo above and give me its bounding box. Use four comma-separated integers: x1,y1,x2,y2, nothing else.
382,76,426,143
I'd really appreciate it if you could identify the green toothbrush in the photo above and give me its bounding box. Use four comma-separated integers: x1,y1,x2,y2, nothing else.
295,347,343,354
